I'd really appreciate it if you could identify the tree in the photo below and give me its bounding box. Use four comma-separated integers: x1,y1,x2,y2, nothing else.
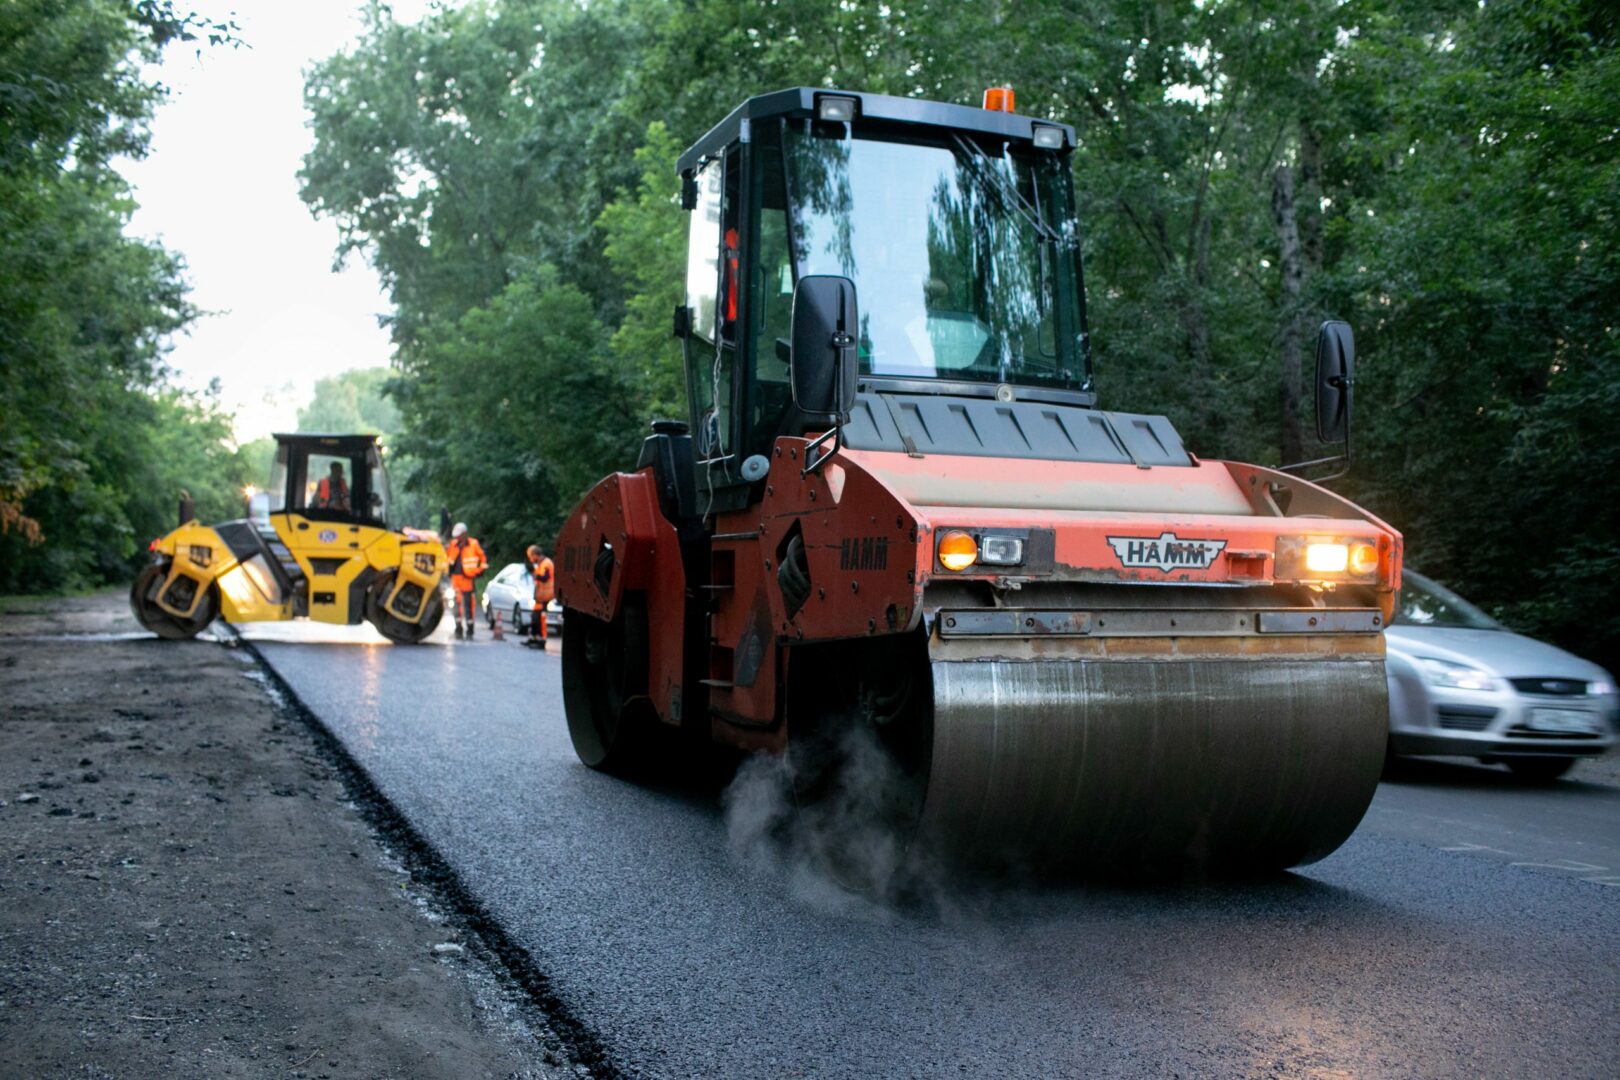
394,266,641,561
596,122,687,423
0,0,243,593
1330,0,1620,664
296,368,402,434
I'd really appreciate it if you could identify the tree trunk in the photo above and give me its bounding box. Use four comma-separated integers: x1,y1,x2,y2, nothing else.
1180,215,1214,418
1298,118,1324,272
1272,163,1305,466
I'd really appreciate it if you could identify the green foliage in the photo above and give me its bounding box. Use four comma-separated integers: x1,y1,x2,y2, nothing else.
597,122,686,422
0,0,243,594
301,0,1620,670
1330,0,1620,657
296,367,401,435
236,436,278,488
393,266,641,562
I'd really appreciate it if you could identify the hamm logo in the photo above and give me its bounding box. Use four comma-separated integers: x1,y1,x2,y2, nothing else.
1107,532,1227,573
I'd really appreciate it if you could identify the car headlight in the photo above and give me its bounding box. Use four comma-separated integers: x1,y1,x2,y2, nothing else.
1414,656,1501,692
1589,676,1615,696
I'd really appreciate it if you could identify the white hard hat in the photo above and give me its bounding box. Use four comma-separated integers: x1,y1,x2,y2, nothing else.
451,522,467,538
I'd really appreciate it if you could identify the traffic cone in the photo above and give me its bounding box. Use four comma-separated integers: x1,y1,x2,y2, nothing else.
491,609,505,641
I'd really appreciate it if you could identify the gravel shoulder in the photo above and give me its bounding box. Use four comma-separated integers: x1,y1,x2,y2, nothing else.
0,592,567,1079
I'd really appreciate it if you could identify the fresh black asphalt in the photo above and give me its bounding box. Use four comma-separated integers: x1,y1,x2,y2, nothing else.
249,630,1620,1079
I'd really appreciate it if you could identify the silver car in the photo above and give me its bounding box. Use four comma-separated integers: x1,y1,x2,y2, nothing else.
1386,570,1618,779
481,562,563,635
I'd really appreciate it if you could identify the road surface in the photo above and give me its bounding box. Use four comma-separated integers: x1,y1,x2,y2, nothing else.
246,625,1620,1079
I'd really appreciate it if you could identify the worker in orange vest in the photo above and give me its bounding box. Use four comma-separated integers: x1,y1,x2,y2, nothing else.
313,461,350,512
524,544,556,650
445,522,487,640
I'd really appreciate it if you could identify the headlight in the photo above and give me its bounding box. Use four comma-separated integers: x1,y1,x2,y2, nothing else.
1305,543,1348,573
1414,656,1501,692
1277,535,1380,581
978,535,1024,566
1590,676,1615,696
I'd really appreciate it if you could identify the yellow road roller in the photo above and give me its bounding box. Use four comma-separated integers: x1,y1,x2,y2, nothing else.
132,433,445,644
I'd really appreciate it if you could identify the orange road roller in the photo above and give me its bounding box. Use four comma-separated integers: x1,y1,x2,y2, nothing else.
556,88,1401,877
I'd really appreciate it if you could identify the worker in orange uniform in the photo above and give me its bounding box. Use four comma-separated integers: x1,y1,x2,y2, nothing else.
445,522,487,640
524,544,556,650
313,461,350,512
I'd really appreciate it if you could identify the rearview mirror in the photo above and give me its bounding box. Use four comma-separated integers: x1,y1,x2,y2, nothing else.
1315,320,1354,444
790,275,859,422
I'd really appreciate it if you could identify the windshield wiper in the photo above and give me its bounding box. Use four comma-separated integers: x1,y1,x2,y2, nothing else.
950,133,1064,246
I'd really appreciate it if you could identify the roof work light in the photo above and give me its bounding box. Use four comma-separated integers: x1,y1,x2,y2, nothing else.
1032,124,1065,149
817,95,857,122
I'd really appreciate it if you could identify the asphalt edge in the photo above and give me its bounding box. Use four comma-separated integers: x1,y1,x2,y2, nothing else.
232,632,623,1079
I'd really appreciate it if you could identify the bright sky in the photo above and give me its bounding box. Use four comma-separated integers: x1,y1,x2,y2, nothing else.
123,0,433,442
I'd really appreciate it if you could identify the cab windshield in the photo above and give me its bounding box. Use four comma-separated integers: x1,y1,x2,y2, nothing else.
782,124,1087,390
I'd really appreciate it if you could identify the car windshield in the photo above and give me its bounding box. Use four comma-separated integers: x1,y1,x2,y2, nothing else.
782,125,1086,390
1395,571,1502,630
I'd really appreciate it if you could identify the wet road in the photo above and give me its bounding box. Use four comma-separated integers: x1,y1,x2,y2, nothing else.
247,627,1620,1079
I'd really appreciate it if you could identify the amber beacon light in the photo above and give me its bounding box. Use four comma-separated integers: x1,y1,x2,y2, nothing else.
983,85,1015,112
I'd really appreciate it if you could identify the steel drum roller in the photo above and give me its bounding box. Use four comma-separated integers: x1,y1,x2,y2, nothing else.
919,654,1388,874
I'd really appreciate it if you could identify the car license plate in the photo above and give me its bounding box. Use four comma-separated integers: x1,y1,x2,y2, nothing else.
1527,708,1602,734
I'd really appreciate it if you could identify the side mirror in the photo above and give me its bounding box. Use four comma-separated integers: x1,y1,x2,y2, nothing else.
790,275,859,422
1314,320,1354,443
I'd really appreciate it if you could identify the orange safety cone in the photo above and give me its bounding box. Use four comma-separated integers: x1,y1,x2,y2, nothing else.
491,609,505,641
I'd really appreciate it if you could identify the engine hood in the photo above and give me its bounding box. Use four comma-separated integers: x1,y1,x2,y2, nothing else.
839,447,1255,517
1386,625,1611,681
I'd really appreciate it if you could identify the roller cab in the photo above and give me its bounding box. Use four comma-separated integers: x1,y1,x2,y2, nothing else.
557,88,1401,877
133,433,445,644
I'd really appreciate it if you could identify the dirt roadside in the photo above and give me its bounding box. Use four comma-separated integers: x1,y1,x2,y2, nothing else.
0,592,574,1079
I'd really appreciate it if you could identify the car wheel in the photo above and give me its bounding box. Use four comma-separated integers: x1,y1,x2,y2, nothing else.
1506,757,1576,783
513,603,525,633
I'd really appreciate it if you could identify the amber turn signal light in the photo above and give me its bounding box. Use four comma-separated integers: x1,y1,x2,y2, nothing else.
1348,542,1379,576
938,530,978,571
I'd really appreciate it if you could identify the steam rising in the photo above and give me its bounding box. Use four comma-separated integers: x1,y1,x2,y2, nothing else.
721,722,952,916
